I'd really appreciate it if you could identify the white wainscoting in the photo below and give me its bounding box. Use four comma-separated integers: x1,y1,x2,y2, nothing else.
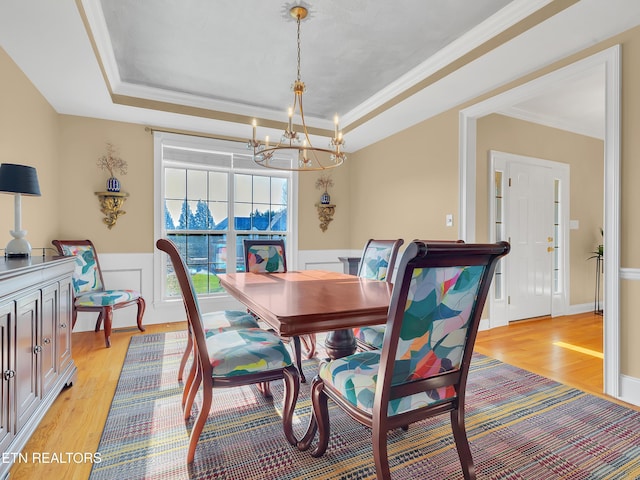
73,253,154,332
296,249,361,272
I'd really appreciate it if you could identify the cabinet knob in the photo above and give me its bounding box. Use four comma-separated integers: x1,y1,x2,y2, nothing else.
43,337,51,345
3,370,15,381
60,323,67,329
33,345,43,354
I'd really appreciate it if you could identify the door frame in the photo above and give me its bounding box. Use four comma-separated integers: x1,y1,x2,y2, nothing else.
488,151,570,328
458,45,620,398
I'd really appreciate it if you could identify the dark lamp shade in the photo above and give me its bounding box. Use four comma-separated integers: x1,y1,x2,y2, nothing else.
0,163,41,196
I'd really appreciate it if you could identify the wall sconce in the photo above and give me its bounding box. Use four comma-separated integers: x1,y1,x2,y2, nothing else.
95,191,128,229
315,174,335,231
315,203,336,232
0,163,41,257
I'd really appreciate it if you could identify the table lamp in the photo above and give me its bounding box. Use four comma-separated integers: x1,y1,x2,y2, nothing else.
0,163,41,258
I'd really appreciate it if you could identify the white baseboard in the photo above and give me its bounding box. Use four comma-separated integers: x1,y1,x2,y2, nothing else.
620,374,640,407
566,302,598,315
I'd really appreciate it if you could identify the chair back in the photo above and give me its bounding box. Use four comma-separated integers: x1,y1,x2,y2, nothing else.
357,239,404,282
52,239,105,295
376,241,509,418
156,239,211,376
243,239,287,273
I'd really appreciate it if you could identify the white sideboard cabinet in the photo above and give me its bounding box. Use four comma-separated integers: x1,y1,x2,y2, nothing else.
0,256,77,479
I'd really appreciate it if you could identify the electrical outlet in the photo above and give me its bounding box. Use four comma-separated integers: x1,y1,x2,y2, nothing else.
446,214,453,227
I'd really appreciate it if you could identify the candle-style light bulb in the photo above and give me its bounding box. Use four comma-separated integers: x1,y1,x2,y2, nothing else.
334,114,339,139
288,108,293,132
252,119,257,141
265,135,269,147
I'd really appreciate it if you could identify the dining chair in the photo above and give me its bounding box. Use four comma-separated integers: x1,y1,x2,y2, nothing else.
243,238,316,380
52,239,145,348
299,240,510,480
177,309,261,382
156,238,300,463
352,238,404,351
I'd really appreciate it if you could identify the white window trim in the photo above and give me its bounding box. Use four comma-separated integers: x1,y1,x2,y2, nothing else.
153,131,299,306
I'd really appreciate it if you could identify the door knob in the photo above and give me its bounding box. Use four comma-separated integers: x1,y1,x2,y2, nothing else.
547,246,554,253
548,237,553,243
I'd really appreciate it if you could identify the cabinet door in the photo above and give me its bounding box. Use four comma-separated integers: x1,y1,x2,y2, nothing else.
57,276,73,373
41,283,58,397
15,291,39,432
0,301,14,454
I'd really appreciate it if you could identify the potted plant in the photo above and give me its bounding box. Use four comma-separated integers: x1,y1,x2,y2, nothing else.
97,143,128,192
315,174,334,205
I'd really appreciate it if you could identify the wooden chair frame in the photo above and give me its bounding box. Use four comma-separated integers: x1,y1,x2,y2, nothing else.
157,238,300,463
52,239,145,347
356,238,404,281
243,238,316,381
354,238,403,351
300,241,510,480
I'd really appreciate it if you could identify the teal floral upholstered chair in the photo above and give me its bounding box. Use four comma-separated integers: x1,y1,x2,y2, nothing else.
157,238,300,463
352,238,404,351
244,239,287,273
244,238,316,381
357,238,404,281
298,240,510,480
52,239,145,348
176,309,260,382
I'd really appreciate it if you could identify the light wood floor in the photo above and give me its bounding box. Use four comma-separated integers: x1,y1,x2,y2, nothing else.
9,312,637,479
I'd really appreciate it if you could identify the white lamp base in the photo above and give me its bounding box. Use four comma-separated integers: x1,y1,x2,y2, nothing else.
6,230,31,258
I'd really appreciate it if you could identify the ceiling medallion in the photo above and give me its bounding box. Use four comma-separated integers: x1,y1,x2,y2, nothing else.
249,5,345,171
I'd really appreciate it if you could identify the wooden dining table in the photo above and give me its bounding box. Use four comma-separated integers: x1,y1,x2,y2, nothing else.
217,269,392,365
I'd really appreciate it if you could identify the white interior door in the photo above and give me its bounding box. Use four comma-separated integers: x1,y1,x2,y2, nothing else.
507,161,555,320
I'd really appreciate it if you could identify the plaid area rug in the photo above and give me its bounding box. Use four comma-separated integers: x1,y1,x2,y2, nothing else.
90,331,640,480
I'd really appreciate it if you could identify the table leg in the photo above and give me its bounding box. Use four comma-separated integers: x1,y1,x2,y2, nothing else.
324,328,357,359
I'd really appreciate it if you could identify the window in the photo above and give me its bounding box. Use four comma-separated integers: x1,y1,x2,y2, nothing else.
155,133,295,299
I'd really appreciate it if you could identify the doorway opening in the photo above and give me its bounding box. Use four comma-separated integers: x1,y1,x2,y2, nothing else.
458,46,620,398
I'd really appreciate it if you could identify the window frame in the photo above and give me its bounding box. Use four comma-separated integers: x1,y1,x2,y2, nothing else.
153,131,298,304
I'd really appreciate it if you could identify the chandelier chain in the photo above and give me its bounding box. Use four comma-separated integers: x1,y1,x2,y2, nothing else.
248,5,345,171
296,15,302,82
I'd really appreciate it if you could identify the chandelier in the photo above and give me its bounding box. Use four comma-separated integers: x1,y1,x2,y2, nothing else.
249,5,345,171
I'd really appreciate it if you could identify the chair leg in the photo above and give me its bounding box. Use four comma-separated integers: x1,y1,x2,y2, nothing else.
182,356,196,410
309,378,330,458
187,378,212,464
257,381,272,398
94,311,103,332
282,365,301,445
103,307,113,348
136,297,146,332
292,336,306,383
184,361,202,420
296,396,318,451
372,423,392,480
450,408,476,480
178,334,193,382
301,333,317,359
72,307,78,329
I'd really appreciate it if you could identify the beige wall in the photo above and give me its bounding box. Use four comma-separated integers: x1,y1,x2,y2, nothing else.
0,48,60,253
476,113,604,306
57,116,153,253
348,109,461,250
297,165,351,250
56,114,349,253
